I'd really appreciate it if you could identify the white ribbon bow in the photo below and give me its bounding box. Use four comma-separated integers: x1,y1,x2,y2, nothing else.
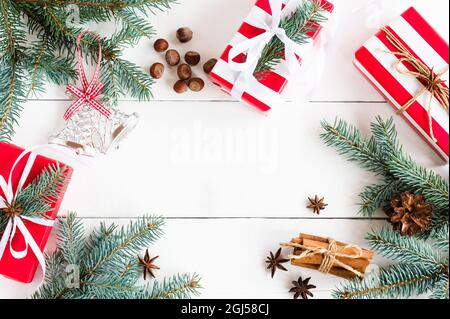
0,146,55,280
228,0,305,100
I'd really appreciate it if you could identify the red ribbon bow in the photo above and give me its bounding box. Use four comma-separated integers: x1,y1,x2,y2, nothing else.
64,31,111,120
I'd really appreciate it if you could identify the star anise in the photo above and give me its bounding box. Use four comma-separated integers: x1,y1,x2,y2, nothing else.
307,195,328,215
265,248,289,278
138,249,160,280
289,276,316,299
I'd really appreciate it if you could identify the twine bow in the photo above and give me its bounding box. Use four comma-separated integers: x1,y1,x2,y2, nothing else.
0,146,55,280
281,238,365,278
64,31,111,120
227,0,305,100
382,27,449,143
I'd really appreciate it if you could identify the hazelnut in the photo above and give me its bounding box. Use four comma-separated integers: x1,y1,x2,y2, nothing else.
185,51,201,66
188,77,205,92
174,80,188,94
176,27,193,43
177,63,192,80
165,49,181,66
153,38,169,52
150,63,165,79
203,58,218,74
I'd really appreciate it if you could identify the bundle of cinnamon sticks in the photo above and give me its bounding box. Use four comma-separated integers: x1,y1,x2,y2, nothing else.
283,233,374,279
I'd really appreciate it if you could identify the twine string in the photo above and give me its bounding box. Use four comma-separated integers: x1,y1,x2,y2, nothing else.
381,27,449,143
281,238,365,278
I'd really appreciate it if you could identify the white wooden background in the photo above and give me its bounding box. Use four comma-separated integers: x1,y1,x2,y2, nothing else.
1,0,449,299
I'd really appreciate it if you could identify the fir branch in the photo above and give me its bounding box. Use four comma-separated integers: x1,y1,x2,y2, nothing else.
322,117,449,299
333,263,440,299
0,57,27,141
387,155,449,211
254,0,327,78
367,229,446,270
116,9,155,42
24,38,77,94
15,0,176,12
320,118,388,176
1,0,174,141
431,274,449,299
15,164,70,218
427,222,450,251
114,57,154,101
358,177,402,217
321,117,448,221
84,221,118,253
31,252,66,299
144,273,202,299
0,0,27,57
57,213,85,266
32,213,201,299
371,117,449,211
101,60,123,107
82,215,164,279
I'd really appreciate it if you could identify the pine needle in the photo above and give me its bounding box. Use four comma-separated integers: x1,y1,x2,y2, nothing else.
32,213,201,299
322,117,449,299
254,0,328,78
0,0,175,141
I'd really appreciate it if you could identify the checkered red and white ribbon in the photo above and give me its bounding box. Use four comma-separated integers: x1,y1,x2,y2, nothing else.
355,7,449,161
210,0,334,112
64,31,111,120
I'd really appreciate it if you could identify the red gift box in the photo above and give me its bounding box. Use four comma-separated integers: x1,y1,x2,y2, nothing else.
0,142,73,283
210,0,334,112
355,7,449,161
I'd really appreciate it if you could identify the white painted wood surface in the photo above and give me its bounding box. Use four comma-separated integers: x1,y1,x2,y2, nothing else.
1,0,449,299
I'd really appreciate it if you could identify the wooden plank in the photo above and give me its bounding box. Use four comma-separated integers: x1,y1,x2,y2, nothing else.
13,100,448,218
0,218,395,299
30,0,449,102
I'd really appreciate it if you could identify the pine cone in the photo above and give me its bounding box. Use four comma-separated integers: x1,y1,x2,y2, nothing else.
384,192,433,236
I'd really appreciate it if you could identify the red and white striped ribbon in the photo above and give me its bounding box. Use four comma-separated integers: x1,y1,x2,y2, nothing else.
64,31,111,120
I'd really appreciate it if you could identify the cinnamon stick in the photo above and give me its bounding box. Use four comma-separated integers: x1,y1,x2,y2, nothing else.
287,233,374,279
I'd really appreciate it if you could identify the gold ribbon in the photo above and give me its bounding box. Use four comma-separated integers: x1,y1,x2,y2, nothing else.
281,238,365,278
381,27,449,143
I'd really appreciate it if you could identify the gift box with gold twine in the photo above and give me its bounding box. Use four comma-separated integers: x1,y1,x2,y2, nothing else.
281,233,374,279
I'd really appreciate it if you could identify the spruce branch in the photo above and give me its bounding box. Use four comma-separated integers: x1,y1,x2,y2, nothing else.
144,273,202,299
14,164,70,218
57,212,85,266
0,57,27,142
82,215,164,280
358,178,403,217
367,229,446,270
320,118,389,176
431,274,449,299
323,117,449,299
32,213,201,299
0,0,175,141
254,0,328,78
321,117,449,229
24,38,77,94
333,263,440,299
31,252,66,299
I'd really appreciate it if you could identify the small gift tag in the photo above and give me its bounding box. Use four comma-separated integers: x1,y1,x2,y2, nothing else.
49,31,139,157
